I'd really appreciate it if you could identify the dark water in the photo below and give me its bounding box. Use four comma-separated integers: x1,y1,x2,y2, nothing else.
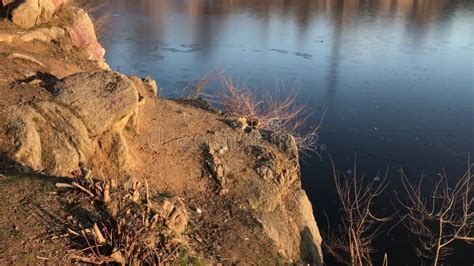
100,0,474,264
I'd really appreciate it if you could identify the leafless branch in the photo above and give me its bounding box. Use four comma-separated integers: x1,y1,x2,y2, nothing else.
324,155,392,266
395,160,473,265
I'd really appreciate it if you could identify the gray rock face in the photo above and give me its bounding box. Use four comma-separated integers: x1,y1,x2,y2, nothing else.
0,71,139,177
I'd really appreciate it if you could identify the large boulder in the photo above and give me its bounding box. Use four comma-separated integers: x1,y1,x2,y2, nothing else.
53,71,139,137
3,101,95,176
9,0,68,29
0,71,139,177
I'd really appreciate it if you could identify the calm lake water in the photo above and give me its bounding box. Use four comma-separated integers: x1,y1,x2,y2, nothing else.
99,0,473,264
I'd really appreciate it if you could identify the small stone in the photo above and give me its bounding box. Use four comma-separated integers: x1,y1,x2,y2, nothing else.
218,188,229,196
142,75,158,95
195,234,203,243
195,208,203,214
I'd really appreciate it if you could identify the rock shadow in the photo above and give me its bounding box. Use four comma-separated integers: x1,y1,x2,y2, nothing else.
300,226,323,265
0,0,21,19
16,71,60,93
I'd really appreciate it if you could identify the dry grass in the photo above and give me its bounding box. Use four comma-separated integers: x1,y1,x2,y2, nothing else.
54,171,192,265
186,72,325,154
90,13,111,41
395,161,473,265
323,156,391,266
183,68,224,100
73,0,108,13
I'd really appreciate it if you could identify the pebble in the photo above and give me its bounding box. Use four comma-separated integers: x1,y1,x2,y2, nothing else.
195,208,203,214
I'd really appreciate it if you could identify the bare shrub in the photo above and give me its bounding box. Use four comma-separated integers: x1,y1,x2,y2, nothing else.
73,0,108,13
183,68,224,100
324,157,391,266
395,162,473,265
90,13,111,41
191,75,325,154
217,78,307,130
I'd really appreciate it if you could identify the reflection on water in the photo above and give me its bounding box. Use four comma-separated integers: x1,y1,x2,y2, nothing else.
100,0,473,264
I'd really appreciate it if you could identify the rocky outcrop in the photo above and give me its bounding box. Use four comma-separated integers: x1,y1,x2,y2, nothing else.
251,138,323,264
205,131,323,264
1,3,108,69
0,71,145,177
8,0,68,29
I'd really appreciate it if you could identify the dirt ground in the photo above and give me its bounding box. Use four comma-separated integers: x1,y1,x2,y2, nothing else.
0,173,67,264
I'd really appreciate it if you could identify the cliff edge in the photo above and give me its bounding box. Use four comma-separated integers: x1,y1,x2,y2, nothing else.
0,1,323,264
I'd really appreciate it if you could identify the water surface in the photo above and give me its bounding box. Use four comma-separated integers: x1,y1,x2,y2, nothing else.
100,0,474,264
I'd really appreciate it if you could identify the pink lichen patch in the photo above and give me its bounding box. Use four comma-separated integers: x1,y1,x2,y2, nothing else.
68,26,92,49
86,42,105,60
